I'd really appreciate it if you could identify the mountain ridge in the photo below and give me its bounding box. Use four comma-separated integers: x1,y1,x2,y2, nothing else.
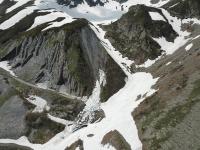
0,0,199,150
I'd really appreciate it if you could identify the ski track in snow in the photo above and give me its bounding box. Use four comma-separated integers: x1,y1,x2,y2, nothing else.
0,0,199,149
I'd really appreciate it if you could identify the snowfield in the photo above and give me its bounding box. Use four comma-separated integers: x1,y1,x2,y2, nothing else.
0,0,199,149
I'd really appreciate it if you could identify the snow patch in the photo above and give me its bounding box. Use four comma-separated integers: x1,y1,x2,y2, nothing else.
149,11,166,22
6,0,32,13
166,61,172,66
152,9,199,55
185,43,193,51
36,82,48,89
0,6,36,30
26,95,50,113
48,114,73,126
136,56,162,68
29,10,74,30
0,61,16,76
193,35,200,40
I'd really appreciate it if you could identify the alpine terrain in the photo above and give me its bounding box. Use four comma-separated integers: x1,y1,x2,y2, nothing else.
0,0,200,150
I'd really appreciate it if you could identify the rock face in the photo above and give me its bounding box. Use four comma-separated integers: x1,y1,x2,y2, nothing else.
0,75,28,139
0,143,33,150
0,0,16,16
163,0,200,19
0,19,125,98
103,5,177,64
101,130,131,150
65,139,84,150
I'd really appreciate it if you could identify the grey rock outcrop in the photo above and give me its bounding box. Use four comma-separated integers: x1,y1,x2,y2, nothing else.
0,143,33,150
0,68,84,143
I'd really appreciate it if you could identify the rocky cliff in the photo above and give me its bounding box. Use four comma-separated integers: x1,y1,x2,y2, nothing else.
0,18,125,98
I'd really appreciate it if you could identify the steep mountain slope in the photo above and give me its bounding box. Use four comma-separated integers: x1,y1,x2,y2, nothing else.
163,0,200,19
0,0,199,150
103,4,177,64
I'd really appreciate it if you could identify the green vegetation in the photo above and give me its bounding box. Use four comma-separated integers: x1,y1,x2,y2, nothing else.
155,79,200,130
67,46,80,74
0,87,17,107
144,78,200,149
25,112,65,144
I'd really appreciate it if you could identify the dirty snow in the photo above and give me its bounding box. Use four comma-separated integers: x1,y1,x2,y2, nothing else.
0,6,36,30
